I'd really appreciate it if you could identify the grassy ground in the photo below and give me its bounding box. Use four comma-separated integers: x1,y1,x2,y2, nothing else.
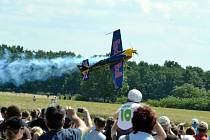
0,92,210,134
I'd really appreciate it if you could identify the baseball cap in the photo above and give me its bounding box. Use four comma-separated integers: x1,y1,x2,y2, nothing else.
128,89,142,103
192,118,199,125
5,117,24,129
158,116,171,127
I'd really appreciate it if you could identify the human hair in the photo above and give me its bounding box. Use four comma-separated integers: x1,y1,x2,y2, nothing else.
186,127,195,135
22,111,30,119
6,105,21,119
1,106,7,113
95,117,106,129
132,105,156,134
45,106,64,130
5,128,20,140
197,127,207,133
30,109,38,119
5,117,24,140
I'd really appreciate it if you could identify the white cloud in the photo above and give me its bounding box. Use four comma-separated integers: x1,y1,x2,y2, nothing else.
137,0,203,15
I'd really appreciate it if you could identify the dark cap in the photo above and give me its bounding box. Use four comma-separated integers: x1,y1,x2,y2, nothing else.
5,117,24,129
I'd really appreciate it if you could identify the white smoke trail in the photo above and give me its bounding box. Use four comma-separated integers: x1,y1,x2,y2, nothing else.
0,49,108,86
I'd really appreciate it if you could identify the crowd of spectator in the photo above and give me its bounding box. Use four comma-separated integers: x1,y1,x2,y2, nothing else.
0,89,209,140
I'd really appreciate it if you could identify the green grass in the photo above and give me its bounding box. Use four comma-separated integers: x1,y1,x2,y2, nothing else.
0,92,210,135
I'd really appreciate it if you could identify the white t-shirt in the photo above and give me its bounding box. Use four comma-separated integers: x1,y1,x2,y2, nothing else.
117,102,141,130
181,135,196,140
119,132,155,140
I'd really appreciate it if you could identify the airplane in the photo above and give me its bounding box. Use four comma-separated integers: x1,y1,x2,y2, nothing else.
77,29,137,89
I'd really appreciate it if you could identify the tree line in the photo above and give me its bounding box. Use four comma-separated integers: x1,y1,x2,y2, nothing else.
0,44,210,110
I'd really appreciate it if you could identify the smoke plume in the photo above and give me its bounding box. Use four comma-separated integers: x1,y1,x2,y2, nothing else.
0,49,107,86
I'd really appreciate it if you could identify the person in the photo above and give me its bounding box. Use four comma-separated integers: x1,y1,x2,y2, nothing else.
158,116,180,140
0,107,7,123
4,116,25,140
2,105,31,140
115,89,143,137
21,111,30,125
38,106,91,140
117,105,166,140
104,117,114,140
33,96,36,102
84,117,106,140
192,118,199,134
181,127,195,140
194,121,208,140
31,126,44,140
29,108,48,132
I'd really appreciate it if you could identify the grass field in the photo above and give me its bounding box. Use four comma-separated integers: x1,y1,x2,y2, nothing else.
0,92,210,132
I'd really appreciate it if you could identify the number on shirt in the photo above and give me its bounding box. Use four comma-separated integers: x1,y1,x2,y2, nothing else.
121,109,132,121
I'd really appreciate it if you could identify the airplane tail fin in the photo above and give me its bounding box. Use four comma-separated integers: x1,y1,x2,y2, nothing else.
77,59,90,80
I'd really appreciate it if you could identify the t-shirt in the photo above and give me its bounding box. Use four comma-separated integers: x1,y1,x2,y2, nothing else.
117,102,141,130
194,134,208,140
38,128,81,140
181,135,196,140
84,129,106,140
119,131,155,140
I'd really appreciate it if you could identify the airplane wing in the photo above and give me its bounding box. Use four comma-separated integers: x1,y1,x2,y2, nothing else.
110,29,124,89
111,62,123,89
111,29,123,56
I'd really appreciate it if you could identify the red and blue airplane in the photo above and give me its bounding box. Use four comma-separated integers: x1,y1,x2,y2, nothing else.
77,29,137,89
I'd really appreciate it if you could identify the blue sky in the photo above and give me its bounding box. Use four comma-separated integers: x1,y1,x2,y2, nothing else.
0,0,209,70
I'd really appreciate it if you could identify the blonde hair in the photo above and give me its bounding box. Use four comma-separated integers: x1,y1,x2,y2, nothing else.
31,126,44,140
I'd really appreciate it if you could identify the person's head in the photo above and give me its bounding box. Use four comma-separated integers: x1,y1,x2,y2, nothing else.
31,126,43,140
40,108,46,118
1,107,7,119
185,127,195,135
105,117,114,130
158,116,171,133
30,109,38,120
63,117,72,129
45,106,65,130
132,105,156,134
22,111,30,120
95,117,106,131
192,118,199,129
6,105,21,119
5,116,25,140
128,89,142,103
104,117,114,140
197,121,208,133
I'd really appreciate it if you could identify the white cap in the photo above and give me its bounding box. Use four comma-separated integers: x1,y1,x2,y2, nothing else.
128,89,142,103
192,118,199,125
159,116,171,127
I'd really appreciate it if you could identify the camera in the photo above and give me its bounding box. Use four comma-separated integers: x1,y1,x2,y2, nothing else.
77,108,84,113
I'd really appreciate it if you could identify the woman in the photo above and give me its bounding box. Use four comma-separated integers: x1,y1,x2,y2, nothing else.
4,117,24,140
117,105,166,140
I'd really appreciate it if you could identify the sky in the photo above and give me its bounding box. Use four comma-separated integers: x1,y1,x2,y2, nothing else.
0,0,209,71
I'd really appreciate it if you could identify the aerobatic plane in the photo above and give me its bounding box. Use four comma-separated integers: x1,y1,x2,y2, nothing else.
77,29,137,89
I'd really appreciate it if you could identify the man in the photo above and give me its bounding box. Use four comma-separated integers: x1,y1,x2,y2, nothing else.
194,121,208,140
1,105,31,140
192,118,199,134
116,89,142,137
84,117,106,140
117,106,166,140
158,116,180,140
38,106,91,140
